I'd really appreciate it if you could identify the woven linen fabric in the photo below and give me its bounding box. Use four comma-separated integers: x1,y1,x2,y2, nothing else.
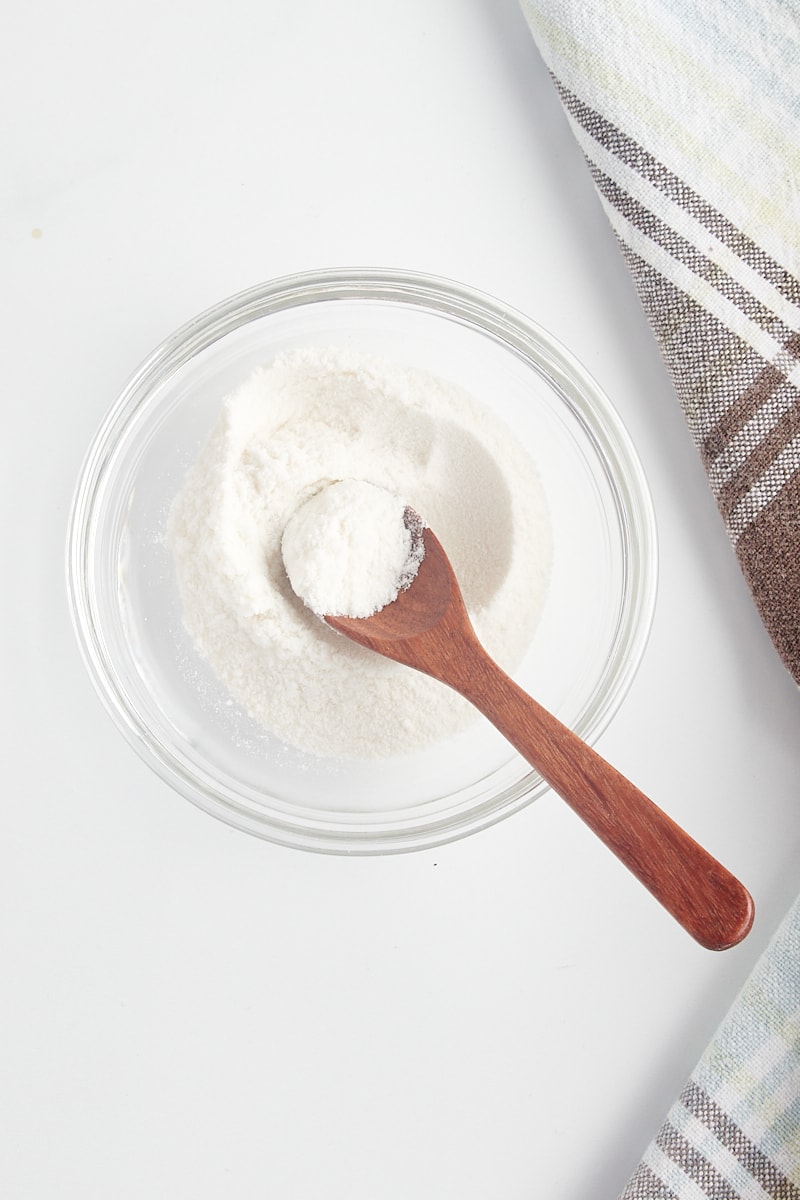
517,2,800,1195
620,897,800,1199
519,0,800,685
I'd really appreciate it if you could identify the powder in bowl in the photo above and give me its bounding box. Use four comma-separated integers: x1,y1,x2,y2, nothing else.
167,347,552,759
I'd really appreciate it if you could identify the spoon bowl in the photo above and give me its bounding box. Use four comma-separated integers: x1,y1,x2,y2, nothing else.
328,520,754,951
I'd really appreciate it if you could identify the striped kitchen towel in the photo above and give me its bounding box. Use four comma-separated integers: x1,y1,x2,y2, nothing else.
621,895,800,1199
517,2,800,1195
519,0,800,686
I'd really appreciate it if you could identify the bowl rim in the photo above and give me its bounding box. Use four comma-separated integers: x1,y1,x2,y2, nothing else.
66,266,658,853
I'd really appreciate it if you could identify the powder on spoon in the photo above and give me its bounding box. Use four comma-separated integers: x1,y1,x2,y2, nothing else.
168,347,551,758
281,480,424,618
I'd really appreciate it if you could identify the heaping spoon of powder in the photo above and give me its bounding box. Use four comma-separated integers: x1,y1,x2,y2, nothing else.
281,479,425,618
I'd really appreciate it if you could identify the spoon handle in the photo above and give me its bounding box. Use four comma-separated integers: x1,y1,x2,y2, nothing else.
454,646,753,950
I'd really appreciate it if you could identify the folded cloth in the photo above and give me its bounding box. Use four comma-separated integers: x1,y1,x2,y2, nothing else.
620,896,800,1198
517,2,800,1194
519,0,800,686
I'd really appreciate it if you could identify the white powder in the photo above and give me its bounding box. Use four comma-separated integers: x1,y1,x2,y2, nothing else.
168,347,551,758
281,480,424,618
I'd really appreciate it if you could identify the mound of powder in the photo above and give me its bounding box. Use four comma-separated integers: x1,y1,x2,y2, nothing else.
168,347,551,758
281,480,424,618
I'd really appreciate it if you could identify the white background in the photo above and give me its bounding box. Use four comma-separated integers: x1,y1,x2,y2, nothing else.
2,1,799,1196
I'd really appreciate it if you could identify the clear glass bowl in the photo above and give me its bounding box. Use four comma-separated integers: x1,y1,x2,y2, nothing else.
67,268,657,853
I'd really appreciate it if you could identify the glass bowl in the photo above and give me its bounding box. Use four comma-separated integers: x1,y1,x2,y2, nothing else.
67,268,657,853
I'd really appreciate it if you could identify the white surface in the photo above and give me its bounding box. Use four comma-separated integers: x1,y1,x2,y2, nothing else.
2,1,799,1197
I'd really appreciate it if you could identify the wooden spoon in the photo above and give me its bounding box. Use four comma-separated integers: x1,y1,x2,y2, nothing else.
326,519,754,950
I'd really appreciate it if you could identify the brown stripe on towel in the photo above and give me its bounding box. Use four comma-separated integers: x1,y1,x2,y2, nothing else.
703,332,800,462
703,362,788,464
681,1080,800,1199
602,246,800,682
655,1121,740,1198
587,164,796,344
618,1161,680,1199
613,244,767,452
735,471,800,684
715,383,800,517
553,80,800,308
